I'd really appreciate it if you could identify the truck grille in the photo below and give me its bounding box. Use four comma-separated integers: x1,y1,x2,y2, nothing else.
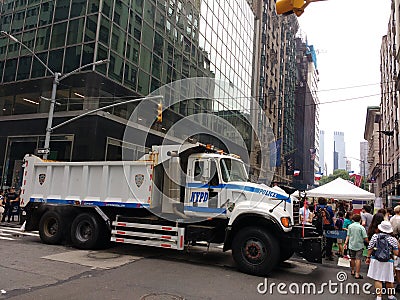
292,200,300,225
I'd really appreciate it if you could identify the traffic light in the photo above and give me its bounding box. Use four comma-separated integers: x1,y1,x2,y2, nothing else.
156,102,162,123
276,0,305,15
276,0,325,17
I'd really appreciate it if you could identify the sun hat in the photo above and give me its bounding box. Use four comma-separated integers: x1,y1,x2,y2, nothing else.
378,221,393,234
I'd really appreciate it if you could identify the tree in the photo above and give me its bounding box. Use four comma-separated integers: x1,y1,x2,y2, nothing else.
319,169,350,186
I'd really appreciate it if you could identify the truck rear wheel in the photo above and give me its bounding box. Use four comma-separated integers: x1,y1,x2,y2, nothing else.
71,213,107,249
232,227,279,276
39,211,65,245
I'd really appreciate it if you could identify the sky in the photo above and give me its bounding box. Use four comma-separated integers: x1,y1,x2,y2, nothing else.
297,0,392,174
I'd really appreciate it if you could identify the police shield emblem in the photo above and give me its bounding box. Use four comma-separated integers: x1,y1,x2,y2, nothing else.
38,174,46,185
135,174,144,188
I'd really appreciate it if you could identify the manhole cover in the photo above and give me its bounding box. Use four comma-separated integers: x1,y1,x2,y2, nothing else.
87,252,121,259
140,293,185,300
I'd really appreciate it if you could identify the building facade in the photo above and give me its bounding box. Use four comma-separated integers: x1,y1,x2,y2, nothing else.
379,1,399,204
319,129,325,175
364,106,381,196
292,37,319,189
0,0,258,188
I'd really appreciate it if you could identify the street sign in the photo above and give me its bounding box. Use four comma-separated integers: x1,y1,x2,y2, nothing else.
36,148,50,155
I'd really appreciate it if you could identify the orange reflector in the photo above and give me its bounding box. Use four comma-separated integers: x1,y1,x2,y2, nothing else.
281,217,290,228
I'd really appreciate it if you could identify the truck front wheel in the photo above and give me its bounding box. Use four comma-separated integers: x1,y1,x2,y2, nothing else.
232,227,279,276
39,211,65,245
71,213,106,250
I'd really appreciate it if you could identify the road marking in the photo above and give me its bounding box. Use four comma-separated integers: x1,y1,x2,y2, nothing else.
0,227,39,237
42,250,143,269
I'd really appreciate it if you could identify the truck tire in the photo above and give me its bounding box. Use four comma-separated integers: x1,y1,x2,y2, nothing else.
70,213,107,250
39,211,65,245
232,227,279,276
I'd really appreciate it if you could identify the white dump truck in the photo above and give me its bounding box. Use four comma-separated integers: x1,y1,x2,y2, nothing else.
20,142,321,276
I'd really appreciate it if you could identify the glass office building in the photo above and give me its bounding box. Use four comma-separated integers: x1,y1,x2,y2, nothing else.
0,0,255,188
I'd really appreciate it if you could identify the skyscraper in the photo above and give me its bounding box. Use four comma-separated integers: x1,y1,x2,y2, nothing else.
360,141,369,178
0,0,258,188
333,131,346,170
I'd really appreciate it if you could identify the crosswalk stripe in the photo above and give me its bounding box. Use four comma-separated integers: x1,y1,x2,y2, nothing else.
0,236,15,240
0,227,39,237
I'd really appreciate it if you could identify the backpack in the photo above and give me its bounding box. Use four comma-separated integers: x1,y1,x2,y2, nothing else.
335,217,344,230
313,206,332,230
374,234,391,262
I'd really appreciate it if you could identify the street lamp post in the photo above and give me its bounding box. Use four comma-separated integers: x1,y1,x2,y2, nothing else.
0,31,109,159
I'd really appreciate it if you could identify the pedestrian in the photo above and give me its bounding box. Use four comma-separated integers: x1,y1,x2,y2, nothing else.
390,206,400,237
5,187,20,222
1,188,10,222
316,197,335,261
299,201,310,225
342,211,353,259
386,207,394,221
307,205,315,225
0,189,4,222
367,213,385,241
391,206,400,292
361,205,373,232
335,211,345,257
344,214,368,279
366,221,398,300
377,208,388,220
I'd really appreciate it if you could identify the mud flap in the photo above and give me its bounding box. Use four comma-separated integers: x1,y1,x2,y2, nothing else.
296,237,322,263
290,225,322,263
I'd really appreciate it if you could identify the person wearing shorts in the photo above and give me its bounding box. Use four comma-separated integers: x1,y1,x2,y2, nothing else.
344,214,368,279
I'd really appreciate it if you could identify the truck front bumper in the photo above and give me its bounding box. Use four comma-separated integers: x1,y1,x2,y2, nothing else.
287,225,322,263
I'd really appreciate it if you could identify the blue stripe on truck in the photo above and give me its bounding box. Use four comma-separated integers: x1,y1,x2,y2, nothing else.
184,206,227,214
29,198,150,208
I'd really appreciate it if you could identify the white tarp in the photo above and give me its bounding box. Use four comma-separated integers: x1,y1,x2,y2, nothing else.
305,177,375,200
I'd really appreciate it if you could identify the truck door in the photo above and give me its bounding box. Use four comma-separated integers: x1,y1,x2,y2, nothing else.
184,158,226,218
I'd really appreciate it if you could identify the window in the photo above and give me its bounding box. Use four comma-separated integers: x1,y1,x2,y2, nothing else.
84,15,97,42
38,2,55,26
194,161,205,181
64,46,81,73
54,0,70,22
50,22,67,48
16,56,32,80
70,0,86,18
67,18,84,45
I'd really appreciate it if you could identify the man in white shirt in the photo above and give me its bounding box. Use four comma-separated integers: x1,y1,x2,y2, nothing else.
299,201,310,224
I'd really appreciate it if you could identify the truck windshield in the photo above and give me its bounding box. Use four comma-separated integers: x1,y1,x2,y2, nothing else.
220,158,248,182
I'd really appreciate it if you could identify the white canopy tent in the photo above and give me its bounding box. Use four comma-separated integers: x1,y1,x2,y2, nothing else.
305,177,375,200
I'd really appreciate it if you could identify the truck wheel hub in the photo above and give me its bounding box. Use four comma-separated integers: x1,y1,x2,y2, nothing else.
77,222,92,240
244,239,265,261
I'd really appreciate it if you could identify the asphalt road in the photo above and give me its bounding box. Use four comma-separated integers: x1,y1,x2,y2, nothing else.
0,226,381,300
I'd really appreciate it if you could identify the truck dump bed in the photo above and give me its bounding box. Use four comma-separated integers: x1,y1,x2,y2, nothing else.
21,155,153,209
